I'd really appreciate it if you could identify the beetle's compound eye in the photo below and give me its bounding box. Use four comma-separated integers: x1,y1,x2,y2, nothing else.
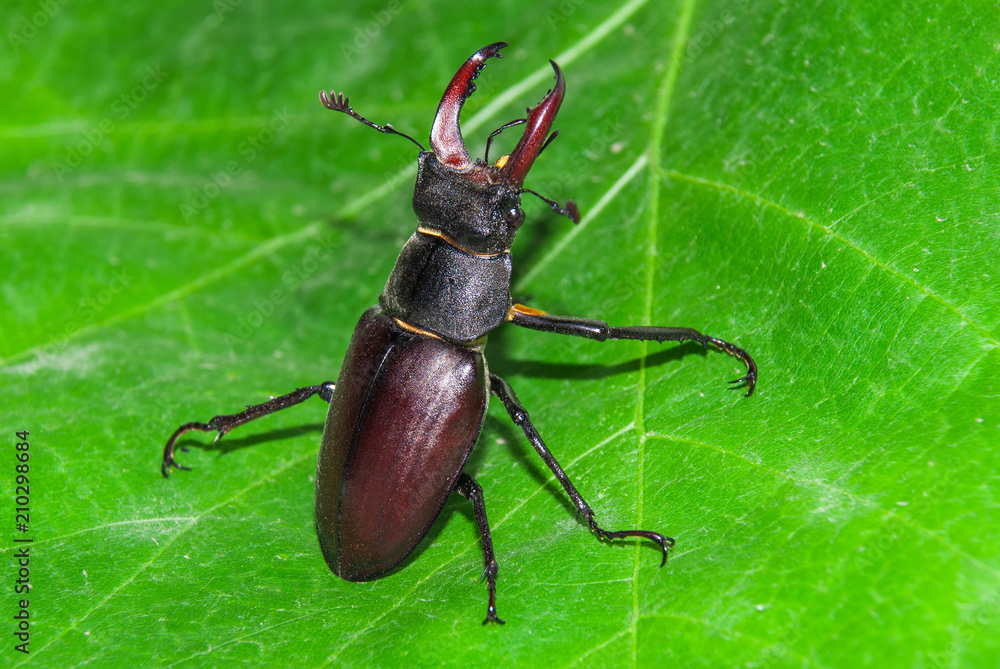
506,206,525,229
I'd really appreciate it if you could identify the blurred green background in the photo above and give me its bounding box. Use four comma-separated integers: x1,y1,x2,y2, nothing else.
2,0,998,666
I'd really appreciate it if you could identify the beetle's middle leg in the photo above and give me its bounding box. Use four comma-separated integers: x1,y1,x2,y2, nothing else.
489,373,675,567
506,304,757,396
454,472,504,625
161,381,336,477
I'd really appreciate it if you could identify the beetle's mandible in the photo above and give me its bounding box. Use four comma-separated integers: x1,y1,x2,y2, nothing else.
160,42,757,625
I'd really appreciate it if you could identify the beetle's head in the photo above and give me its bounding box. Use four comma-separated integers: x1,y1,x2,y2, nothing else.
412,42,575,255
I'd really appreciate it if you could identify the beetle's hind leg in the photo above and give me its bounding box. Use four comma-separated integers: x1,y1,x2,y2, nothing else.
489,374,675,567
161,381,336,477
454,472,505,625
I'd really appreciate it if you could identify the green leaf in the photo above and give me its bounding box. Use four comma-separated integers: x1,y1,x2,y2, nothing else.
3,0,997,666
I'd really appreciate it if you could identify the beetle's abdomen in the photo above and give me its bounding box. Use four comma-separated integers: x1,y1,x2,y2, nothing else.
379,233,512,342
315,306,488,582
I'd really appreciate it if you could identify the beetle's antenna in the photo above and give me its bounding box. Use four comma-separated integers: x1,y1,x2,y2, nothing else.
320,90,426,151
484,118,526,164
520,188,580,223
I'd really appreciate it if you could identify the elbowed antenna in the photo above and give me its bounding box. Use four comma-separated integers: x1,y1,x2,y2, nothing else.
429,42,508,169
319,89,426,151
499,60,565,186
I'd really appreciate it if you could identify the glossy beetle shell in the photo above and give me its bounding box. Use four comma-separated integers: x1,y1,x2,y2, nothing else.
315,306,489,581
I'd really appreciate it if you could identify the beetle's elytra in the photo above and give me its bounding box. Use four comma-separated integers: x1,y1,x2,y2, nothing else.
161,42,757,625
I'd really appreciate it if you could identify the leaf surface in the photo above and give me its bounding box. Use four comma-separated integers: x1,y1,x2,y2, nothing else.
2,0,997,666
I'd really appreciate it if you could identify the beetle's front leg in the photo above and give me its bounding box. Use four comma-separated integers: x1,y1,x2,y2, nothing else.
161,381,336,477
489,374,674,567
506,304,757,396
454,472,504,625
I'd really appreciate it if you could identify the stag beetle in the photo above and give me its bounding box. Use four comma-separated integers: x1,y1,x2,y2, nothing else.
161,42,756,625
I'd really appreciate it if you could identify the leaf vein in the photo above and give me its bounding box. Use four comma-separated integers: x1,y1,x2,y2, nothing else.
664,169,999,346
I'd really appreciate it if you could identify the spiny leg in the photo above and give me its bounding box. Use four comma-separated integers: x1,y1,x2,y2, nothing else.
506,304,757,396
454,472,504,625
161,381,336,477
489,374,674,567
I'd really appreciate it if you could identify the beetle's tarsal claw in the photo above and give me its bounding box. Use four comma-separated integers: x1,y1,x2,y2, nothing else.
729,370,757,397
705,336,757,396
483,609,506,625
161,455,191,478
658,540,671,568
